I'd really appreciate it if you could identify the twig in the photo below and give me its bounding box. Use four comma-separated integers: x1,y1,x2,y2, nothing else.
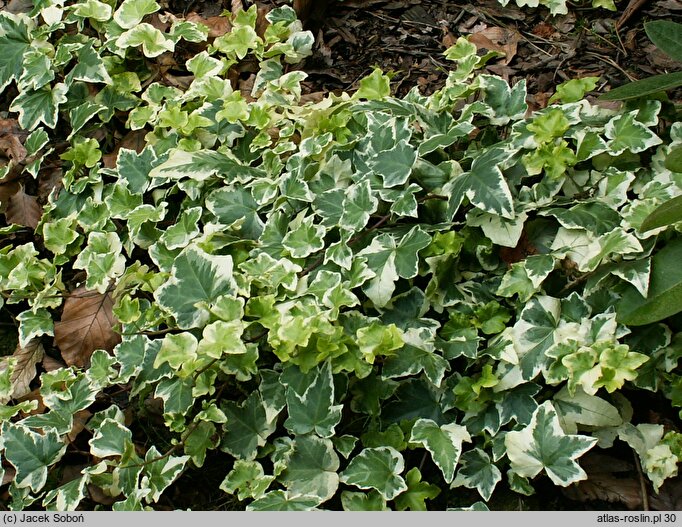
633,449,650,511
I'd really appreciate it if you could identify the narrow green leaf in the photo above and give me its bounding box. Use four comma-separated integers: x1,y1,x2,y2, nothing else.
599,72,682,101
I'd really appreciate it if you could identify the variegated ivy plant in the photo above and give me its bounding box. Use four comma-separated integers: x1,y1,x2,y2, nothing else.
0,0,681,511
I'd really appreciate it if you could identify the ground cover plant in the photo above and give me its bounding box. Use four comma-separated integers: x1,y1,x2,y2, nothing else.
0,0,681,511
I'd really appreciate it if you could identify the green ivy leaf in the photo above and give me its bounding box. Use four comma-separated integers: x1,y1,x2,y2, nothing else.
1,422,66,493
446,146,515,219
280,435,340,503
282,362,343,438
114,0,160,29
340,447,407,500
355,68,391,100
154,245,237,329
142,446,189,502
451,448,502,501
0,13,31,92
341,490,388,511
9,83,68,130
605,111,662,155
220,391,275,460
549,77,599,104
505,401,597,486
116,23,175,58
89,418,133,458
247,491,320,511
394,467,441,511
409,418,471,483
220,459,274,500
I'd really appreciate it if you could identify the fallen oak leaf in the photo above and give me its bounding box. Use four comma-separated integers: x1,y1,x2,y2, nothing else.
54,287,121,368
5,185,42,229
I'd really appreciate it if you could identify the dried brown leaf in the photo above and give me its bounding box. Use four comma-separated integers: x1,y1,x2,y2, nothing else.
66,409,92,444
0,177,20,212
231,0,243,13
10,338,44,399
2,466,16,486
0,134,27,163
5,186,43,229
42,355,66,372
562,474,642,510
0,118,22,135
186,12,232,38
470,26,520,65
54,287,121,368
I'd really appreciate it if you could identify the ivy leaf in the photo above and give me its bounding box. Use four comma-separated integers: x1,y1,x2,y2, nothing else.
549,77,599,104
154,245,237,329
183,421,217,468
409,418,471,483
282,215,326,258
116,24,175,58
451,448,502,501
206,187,264,240
114,0,160,29
64,41,111,85
446,146,515,219
54,287,121,368
141,446,189,503
341,490,388,511
9,83,68,130
340,447,407,500
394,467,441,511
358,226,431,307
605,111,662,155
512,296,560,380
220,391,275,460
73,231,126,294
247,491,320,511
617,238,682,326
505,401,597,486
220,459,274,501
0,13,31,92
113,146,156,195
89,418,133,458
1,422,66,493
280,435,340,503
339,180,379,232
355,68,391,100
282,362,343,438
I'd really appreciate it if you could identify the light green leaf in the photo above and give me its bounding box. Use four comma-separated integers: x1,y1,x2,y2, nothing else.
451,448,502,501
280,435,340,503
116,23,175,58
340,446,407,500
505,401,597,486
394,467,441,511
409,418,471,483
355,68,391,100
549,77,599,104
220,459,274,500
356,322,404,364
141,446,189,502
114,0,160,29
605,111,662,155
1,422,66,493
17,309,53,348
154,332,198,371
89,418,132,458
282,215,326,259
154,245,237,329
73,231,126,293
